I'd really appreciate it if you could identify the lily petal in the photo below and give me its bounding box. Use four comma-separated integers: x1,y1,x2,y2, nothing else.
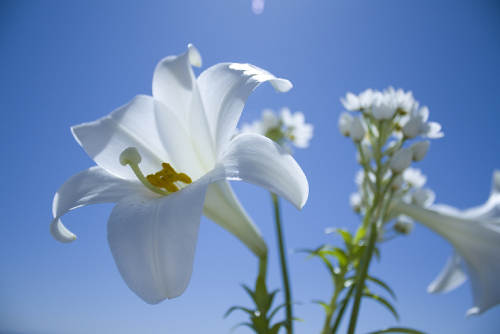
212,133,309,210
72,95,168,180
392,200,500,315
203,180,267,258
51,166,143,243
107,173,211,304
196,63,292,161
152,44,200,127
427,252,467,294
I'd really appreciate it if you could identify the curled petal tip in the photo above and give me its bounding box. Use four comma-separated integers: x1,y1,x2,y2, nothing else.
50,218,77,243
187,44,202,67
271,79,293,93
466,307,480,317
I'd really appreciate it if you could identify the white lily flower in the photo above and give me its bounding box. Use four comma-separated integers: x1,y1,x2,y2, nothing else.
50,45,308,304
391,170,500,315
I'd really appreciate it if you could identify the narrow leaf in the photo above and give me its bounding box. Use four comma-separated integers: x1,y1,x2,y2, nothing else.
363,293,399,321
367,276,397,300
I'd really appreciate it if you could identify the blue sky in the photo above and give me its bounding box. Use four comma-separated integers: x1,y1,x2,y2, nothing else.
1,1,500,333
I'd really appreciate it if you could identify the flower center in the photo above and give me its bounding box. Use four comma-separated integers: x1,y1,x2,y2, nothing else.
119,147,192,196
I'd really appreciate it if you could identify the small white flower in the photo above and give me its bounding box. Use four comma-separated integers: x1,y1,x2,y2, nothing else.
340,92,361,111
403,168,427,188
359,88,382,109
372,93,398,120
400,105,444,139
261,108,280,130
338,111,353,136
281,107,314,148
240,119,265,135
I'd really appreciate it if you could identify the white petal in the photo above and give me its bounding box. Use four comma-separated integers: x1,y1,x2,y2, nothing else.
51,166,143,243
154,100,206,181
392,201,500,315
72,95,168,180
338,112,353,136
196,63,292,161
152,45,198,126
427,252,467,294
211,133,308,210
340,92,360,111
203,180,267,258
107,173,211,304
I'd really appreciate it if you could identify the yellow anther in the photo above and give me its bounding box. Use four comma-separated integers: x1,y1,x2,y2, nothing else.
146,163,192,193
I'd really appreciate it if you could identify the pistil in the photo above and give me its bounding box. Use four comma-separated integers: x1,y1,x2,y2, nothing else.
120,147,192,196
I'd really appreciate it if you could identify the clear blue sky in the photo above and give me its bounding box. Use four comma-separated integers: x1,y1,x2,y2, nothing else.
1,1,500,333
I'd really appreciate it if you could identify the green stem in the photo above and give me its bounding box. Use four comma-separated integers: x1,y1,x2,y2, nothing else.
271,193,293,334
330,284,355,334
346,222,378,334
322,284,342,334
259,253,268,282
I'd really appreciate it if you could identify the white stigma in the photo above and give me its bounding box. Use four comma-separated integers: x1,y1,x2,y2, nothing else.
120,147,142,166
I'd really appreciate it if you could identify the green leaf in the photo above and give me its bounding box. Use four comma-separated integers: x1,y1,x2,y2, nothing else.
333,228,353,248
365,327,427,334
229,322,255,333
366,276,397,300
363,292,399,321
312,300,331,315
224,306,255,318
323,247,348,268
354,227,366,243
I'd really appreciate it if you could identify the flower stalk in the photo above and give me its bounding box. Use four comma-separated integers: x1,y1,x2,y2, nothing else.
271,192,293,334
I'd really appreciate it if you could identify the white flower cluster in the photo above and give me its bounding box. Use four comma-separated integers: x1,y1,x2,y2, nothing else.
238,107,314,150
340,87,441,236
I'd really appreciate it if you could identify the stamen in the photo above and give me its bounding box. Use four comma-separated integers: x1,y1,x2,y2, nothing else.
119,147,169,196
145,163,192,193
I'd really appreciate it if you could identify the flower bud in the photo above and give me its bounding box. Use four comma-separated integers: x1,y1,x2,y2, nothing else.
394,215,414,235
412,188,436,207
350,116,365,143
338,112,353,136
391,174,403,190
390,148,413,173
350,192,362,213
411,141,430,162
402,115,423,139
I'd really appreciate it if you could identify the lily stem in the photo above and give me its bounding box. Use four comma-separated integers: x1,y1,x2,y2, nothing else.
271,192,293,334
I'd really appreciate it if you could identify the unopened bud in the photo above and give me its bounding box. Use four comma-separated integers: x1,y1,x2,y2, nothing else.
394,215,414,235
338,112,353,136
350,116,365,143
390,148,413,173
391,174,403,190
412,188,436,207
411,141,430,162
350,192,362,213
402,116,423,139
